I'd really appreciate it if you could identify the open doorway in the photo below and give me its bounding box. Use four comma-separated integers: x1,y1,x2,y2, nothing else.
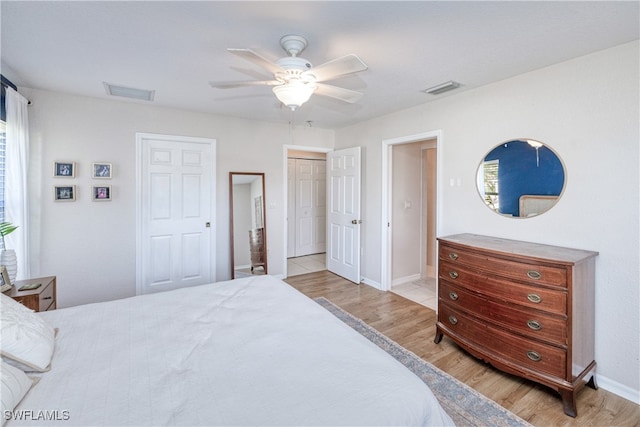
389,140,437,308
285,147,330,277
381,131,441,309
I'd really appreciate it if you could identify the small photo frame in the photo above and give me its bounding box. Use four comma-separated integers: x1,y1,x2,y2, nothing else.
54,185,76,201
1,265,11,288
93,185,112,201
92,163,112,179
53,161,75,178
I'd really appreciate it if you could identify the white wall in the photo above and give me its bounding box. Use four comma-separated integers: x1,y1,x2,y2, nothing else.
335,41,640,401
22,87,334,307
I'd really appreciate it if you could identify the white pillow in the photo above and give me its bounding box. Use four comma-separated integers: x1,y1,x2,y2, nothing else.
1,361,36,426
0,293,56,372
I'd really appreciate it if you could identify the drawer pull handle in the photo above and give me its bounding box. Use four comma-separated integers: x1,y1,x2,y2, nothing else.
527,293,542,304
526,351,542,362
449,291,459,301
449,252,459,260
448,315,458,325
527,270,542,280
449,271,459,279
42,296,52,300
527,320,542,330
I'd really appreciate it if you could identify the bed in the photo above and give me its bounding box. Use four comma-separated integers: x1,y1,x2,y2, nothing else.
2,275,454,426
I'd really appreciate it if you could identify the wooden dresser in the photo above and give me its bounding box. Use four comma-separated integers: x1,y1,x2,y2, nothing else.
434,234,597,417
249,228,266,273
4,276,57,312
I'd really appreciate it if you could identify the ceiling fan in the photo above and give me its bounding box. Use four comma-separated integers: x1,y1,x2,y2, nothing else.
209,35,368,111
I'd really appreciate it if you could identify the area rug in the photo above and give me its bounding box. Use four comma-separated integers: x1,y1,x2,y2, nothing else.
315,297,532,427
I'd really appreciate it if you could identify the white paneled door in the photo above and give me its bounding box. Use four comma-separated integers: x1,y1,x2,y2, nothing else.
327,147,361,284
294,159,326,257
136,133,216,295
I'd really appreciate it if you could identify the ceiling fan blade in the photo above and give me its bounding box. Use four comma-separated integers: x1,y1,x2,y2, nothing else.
228,48,283,75
314,83,364,104
306,54,368,82
209,80,280,89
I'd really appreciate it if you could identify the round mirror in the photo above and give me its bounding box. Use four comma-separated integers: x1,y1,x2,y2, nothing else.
476,139,565,218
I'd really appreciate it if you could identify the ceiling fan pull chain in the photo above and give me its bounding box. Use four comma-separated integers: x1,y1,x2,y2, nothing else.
289,109,294,145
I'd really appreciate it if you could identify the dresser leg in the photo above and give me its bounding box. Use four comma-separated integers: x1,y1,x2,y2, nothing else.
587,375,598,390
434,327,443,344
560,390,577,418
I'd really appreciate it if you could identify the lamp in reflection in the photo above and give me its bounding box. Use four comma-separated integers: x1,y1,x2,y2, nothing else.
527,139,544,167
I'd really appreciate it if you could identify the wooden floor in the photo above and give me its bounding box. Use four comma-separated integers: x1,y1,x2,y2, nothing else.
285,271,640,427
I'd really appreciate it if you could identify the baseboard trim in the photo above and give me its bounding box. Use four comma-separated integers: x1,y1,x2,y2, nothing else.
391,274,422,287
597,375,640,404
361,277,382,290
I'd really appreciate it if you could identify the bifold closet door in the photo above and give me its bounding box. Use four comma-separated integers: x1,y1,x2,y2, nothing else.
293,159,326,257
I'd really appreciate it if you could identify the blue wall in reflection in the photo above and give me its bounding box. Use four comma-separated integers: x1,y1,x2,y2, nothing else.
484,140,564,216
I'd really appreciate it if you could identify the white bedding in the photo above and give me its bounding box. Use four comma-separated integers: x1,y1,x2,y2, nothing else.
9,275,453,426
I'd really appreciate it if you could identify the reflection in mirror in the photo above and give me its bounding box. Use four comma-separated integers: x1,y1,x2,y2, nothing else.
230,172,267,279
476,139,565,218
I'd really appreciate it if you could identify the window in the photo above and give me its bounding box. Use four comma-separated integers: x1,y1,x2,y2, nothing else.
481,159,499,211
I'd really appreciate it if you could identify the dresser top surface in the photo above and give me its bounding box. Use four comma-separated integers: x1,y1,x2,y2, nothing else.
438,234,598,264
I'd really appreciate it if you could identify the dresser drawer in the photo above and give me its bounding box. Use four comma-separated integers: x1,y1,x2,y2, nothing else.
438,304,566,378
440,260,567,315
440,245,567,287
440,281,567,346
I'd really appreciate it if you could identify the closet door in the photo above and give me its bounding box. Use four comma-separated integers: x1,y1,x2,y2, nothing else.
294,159,326,257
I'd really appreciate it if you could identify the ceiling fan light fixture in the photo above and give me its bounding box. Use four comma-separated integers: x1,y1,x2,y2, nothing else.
273,82,316,111
423,80,460,95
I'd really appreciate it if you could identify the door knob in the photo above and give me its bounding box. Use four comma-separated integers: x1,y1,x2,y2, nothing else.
351,219,362,224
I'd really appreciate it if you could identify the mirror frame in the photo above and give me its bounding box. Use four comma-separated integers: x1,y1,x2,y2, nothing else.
476,139,566,218
229,172,267,279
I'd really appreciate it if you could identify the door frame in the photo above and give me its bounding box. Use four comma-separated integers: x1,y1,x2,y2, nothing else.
283,144,332,279
381,130,442,291
135,132,217,295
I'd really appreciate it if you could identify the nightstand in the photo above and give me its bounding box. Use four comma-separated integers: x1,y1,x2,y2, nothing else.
3,276,57,312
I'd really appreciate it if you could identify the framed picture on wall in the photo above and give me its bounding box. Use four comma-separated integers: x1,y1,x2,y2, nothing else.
92,163,112,179
93,185,111,201
53,161,75,178
54,185,76,201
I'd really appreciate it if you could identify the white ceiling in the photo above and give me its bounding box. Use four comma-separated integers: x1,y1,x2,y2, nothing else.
2,1,638,129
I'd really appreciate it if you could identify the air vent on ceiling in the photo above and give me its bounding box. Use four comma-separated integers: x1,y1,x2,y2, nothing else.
423,80,460,95
103,82,155,101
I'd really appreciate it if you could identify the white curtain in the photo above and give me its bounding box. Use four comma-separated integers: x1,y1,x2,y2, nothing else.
5,87,30,280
